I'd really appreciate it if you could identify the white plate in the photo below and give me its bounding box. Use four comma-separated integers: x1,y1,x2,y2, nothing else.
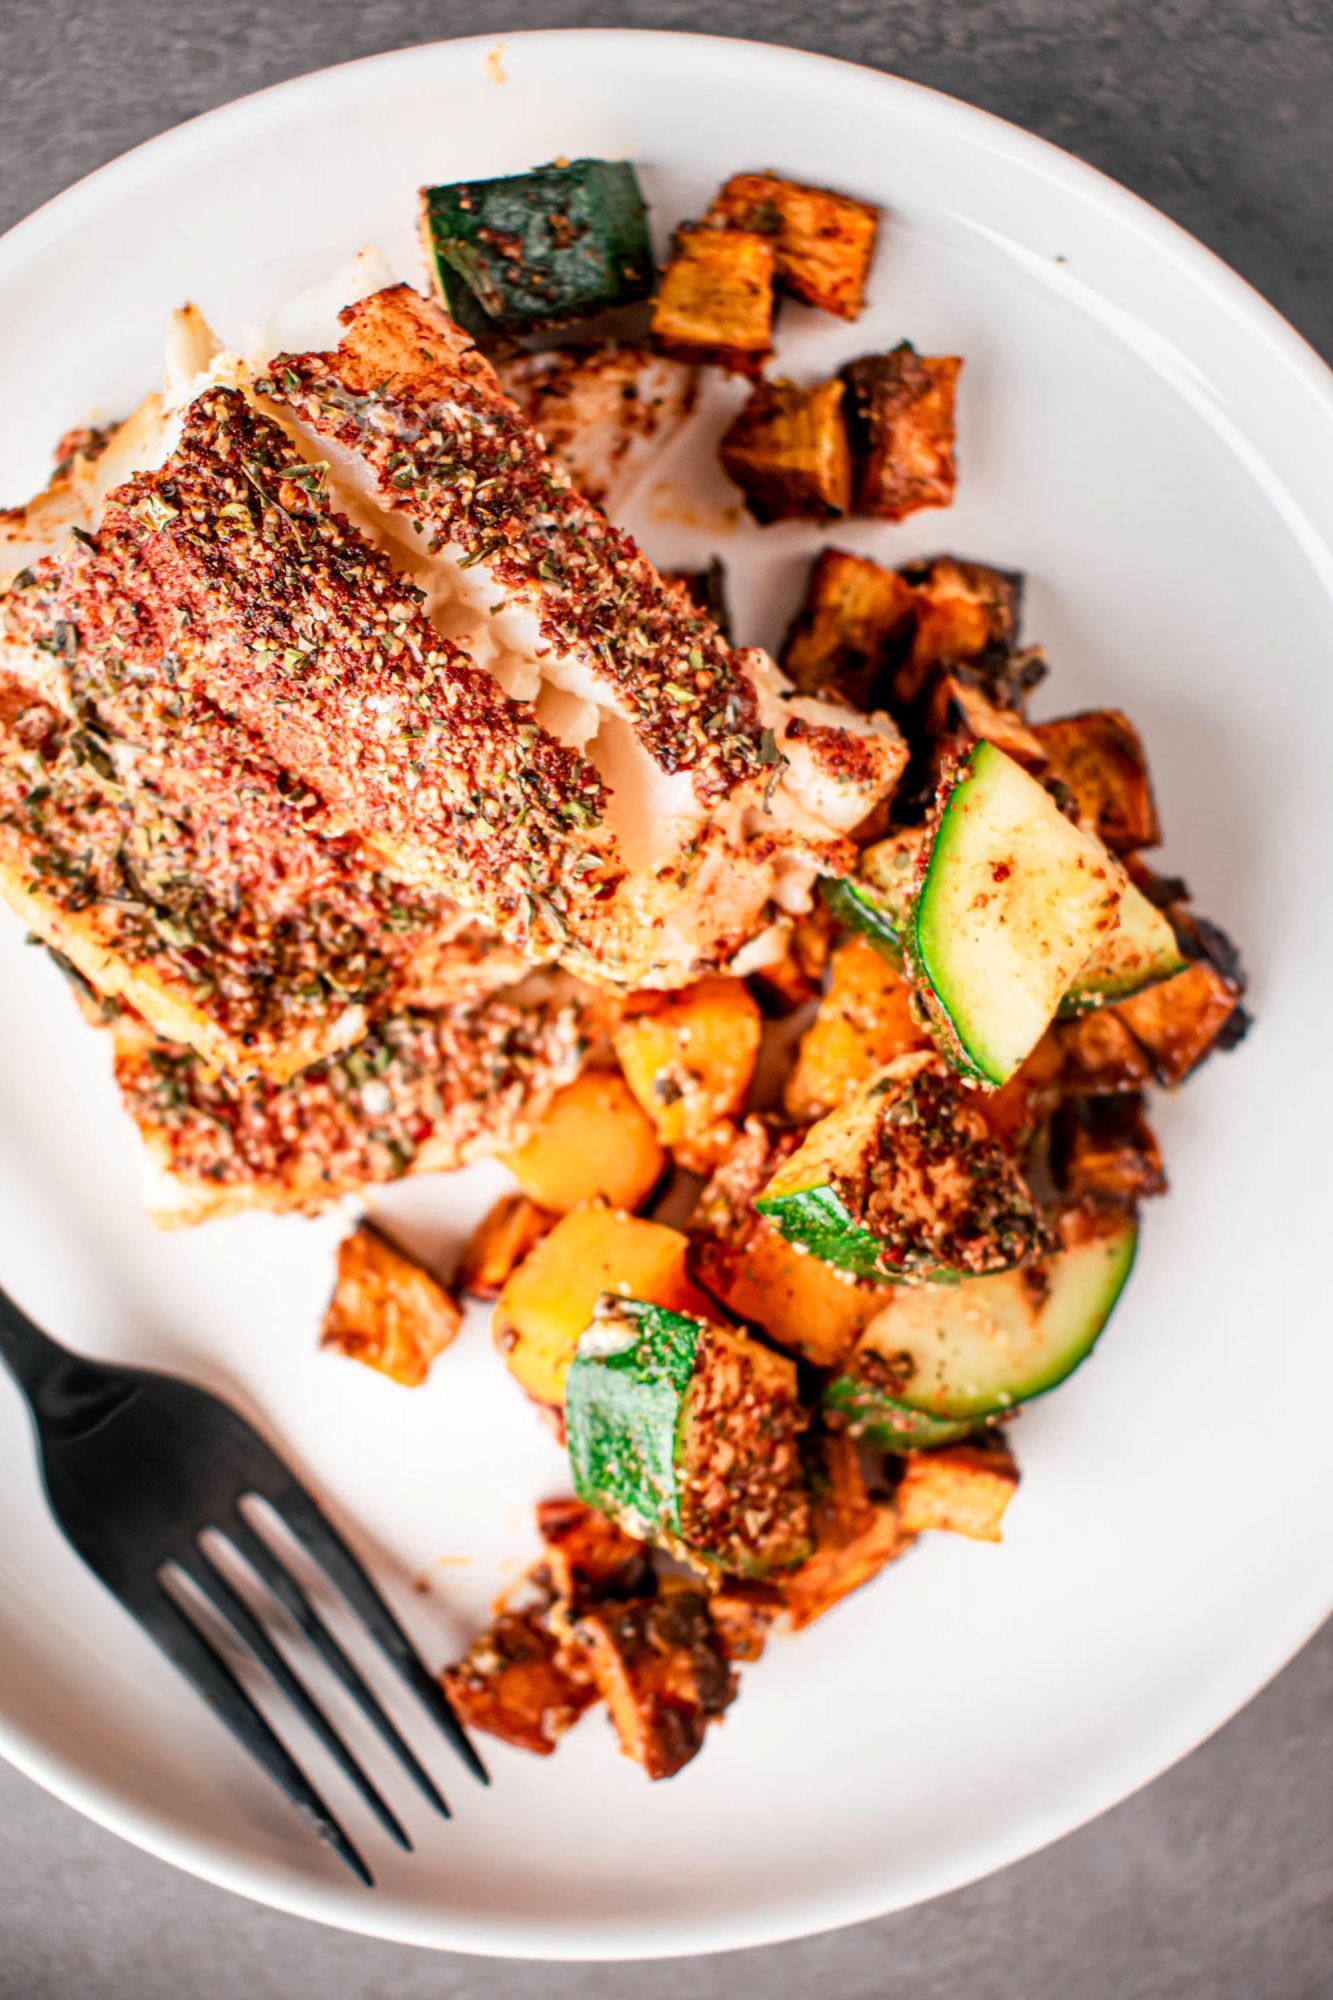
0,27,1330,1962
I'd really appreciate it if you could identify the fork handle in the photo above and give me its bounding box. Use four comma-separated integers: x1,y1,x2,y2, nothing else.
0,1284,74,1403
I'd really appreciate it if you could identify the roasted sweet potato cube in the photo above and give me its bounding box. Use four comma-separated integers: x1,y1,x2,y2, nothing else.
503,1068,666,1214
1033,709,1161,851
895,1442,1019,1542
689,1119,878,1369
613,975,762,1174
534,1496,656,1606
1113,960,1248,1085
748,904,837,1013
1053,1093,1167,1206
320,1223,461,1387
651,225,775,375
842,346,962,521
784,934,930,1122
780,548,916,707
660,557,731,638
459,1194,555,1300
893,554,1025,708
922,667,1049,770
719,378,852,524
1054,1009,1154,1094
567,1589,737,1780
707,1580,784,1662
704,170,880,318
441,1608,597,1756
782,1435,914,1630
973,1029,1065,1149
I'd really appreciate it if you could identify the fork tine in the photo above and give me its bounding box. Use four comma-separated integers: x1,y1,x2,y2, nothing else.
179,1548,413,1853
143,1585,372,1886
269,1483,489,1786
225,1517,451,1820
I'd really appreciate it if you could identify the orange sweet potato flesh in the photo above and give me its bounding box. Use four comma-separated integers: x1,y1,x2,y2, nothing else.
458,1194,555,1300
784,934,930,1121
614,975,761,1174
320,1223,461,1387
442,1609,596,1756
705,171,879,319
782,1435,915,1630
503,1068,666,1214
895,1443,1020,1543
652,226,775,375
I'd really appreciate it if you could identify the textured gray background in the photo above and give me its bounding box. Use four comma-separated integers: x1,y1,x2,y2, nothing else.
0,2,1330,1995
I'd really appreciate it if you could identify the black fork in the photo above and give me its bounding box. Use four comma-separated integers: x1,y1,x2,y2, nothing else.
0,1283,486,1884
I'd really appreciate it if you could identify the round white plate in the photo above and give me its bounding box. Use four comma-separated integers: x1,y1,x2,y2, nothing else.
0,28,1330,1962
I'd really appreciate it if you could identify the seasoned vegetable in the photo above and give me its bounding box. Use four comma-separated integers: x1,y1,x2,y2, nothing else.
822,1362,973,1452
563,1589,736,1779
819,827,928,968
707,1580,783,1662
895,556,1026,709
922,668,1048,772
688,1119,878,1368
1033,708,1161,852
782,1432,915,1629
651,224,775,374
760,1052,1044,1281
566,1298,812,1576
495,1205,712,1409
719,378,851,523
784,933,928,1121
533,1496,656,1607
780,548,916,706
320,1223,461,1387
704,170,880,318
749,904,836,1013
503,1068,666,1214
1060,879,1186,1015
841,346,962,521
895,1440,1020,1541
1112,911,1249,1083
911,740,1128,1086
441,1608,596,1755
459,1194,555,1301
1052,1093,1166,1207
1054,1009,1153,1094
420,159,653,338
839,1208,1138,1420
613,975,761,1173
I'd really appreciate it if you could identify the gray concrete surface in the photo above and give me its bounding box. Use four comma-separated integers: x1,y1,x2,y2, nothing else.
0,2,1330,1993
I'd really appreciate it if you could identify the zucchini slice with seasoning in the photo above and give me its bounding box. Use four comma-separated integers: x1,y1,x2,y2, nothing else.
819,826,927,964
822,1359,972,1452
756,1051,1043,1282
911,740,1127,1086
420,160,654,339
836,1210,1138,1421
1060,879,1186,1015
566,1298,812,1577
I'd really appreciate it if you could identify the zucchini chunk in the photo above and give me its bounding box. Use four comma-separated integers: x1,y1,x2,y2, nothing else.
895,1440,1020,1541
704,171,880,319
320,1223,461,1387
441,1607,597,1756
912,740,1128,1086
840,1208,1139,1420
688,1118,879,1368
1032,708,1161,852
566,1298,812,1576
458,1194,555,1301
503,1068,666,1214
780,548,916,707
613,975,761,1174
759,1051,1044,1281
1052,1092,1166,1208
420,159,653,339
781,1433,915,1629
1059,878,1186,1014
563,1589,737,1779
651,224,775,375
841,346,962,521
822,1354,973,1452
719,378,852,523
819,826,929,967
494,1205,712,1408
783,933,929,1121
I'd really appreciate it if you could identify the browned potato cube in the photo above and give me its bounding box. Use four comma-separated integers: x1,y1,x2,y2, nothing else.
780,548,917,707
1034,709,1162,851
719,378,852,524
707,1580,784,1662
534,1497,655,1607
566,1590,737,1780
893,554,1025,708
441,1609,597,1756
651,225,775,375
704,170,880,319
895,1443,1020,1543
922,667,1049,770
1054,1011,1154,1094
782,1434,914,1630
458,1193,555,1301
842,346,962,521
320,1223,461,1387
1113,959,1248,1085
1053,1093,1167,1207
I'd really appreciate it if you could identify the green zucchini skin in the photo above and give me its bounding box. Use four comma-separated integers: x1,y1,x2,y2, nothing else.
820,1372,971,1451
911,741,1127,1087
420,159,654,338
566,1298,699,1547
819,875,903,964
847,1216,1139,1421
1059,880,1187,1015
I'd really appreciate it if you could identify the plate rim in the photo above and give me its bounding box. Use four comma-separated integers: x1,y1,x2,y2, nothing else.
0,25,1330,1959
